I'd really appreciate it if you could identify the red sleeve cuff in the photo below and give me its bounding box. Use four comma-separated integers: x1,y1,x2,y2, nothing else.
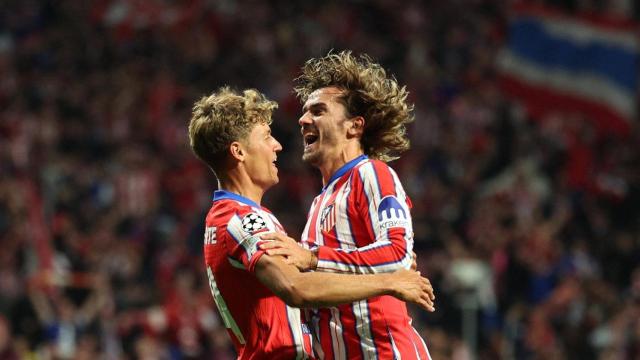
246,249,268,273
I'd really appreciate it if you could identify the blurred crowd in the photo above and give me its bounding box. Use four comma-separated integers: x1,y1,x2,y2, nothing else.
1,0,639,359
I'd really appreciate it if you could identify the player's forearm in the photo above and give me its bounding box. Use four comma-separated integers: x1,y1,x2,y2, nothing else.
256,254,396,308
290,271,394,308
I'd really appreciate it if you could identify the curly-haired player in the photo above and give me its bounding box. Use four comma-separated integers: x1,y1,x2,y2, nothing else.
294,51,413,162
260,51,433,359
190,87,435,359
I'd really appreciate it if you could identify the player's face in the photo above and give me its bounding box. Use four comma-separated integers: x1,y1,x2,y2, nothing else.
298,87,352,167
242,122,282,189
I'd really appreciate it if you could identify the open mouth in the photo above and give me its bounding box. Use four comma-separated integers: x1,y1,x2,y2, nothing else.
303,134,319,147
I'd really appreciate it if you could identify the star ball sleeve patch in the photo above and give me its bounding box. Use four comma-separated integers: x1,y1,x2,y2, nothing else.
241,213,268,234
377,195,409,229
226,211,274,272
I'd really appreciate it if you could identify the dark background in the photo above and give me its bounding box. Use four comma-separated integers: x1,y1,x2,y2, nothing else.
0,0,638,358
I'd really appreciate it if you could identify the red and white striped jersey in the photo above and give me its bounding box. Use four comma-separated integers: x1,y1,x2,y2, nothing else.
204,190,314,360
302,155,431,360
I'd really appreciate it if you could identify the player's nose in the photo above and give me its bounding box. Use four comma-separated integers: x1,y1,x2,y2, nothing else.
298,112,312,127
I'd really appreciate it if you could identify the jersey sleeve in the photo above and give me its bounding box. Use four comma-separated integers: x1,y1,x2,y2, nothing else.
315,160,414,274
225,209,274,273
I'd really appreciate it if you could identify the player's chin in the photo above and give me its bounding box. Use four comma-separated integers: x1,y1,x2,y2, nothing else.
270,175,280,185
301,152,320,166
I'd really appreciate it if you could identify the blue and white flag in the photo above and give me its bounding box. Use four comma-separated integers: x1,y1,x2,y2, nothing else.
498,3,638,135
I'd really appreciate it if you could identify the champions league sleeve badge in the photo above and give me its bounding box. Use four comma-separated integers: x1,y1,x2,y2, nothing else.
241,213,268,234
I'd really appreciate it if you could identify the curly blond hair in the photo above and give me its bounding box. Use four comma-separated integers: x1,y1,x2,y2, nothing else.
294,51,414,162
188,87,277,173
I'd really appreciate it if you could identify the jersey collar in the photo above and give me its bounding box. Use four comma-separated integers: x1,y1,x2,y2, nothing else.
212,190,260,208
323,154,368,192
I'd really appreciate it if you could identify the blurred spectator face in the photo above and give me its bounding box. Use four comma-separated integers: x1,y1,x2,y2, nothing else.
74,334,98,360
135,335,164,360
299,87,354,167
241,123,282,190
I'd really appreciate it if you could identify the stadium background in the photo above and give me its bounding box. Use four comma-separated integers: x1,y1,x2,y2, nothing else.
1,0,639,358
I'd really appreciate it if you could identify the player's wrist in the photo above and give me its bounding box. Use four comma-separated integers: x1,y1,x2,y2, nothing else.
307,248,318,271
380,273,396,296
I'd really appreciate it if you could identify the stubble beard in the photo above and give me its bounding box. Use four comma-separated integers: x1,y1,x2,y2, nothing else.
302,149,322,167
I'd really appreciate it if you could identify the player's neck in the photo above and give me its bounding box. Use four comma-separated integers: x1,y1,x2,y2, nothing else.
220,172,264,205
319,145,364,186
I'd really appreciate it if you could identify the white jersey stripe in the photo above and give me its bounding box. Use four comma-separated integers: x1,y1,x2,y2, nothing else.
411,339,421,360
334,180,357,249
388,328,402,360
315,238,413,273
353,300,377,360
286,305,308,360
317,254,410,273
330,308,347,359
301,197,318,246
265,212,285,233
226,214,257,260
314,190,334,247
365,163,392,243
359,163,390,244
309,309,324,359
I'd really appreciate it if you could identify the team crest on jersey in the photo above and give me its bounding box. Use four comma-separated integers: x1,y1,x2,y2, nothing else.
320,204,336,232
378,196,408,229
241,213,268,234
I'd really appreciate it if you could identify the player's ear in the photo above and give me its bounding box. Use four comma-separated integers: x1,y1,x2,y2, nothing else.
230,141,244,161
347,116,365,138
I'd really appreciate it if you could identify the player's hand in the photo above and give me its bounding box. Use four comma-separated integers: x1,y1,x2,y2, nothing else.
387,269,435,312
259,232,318,271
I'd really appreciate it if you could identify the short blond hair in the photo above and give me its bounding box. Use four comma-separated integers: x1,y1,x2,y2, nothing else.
294,51,413,162
188,87,277,172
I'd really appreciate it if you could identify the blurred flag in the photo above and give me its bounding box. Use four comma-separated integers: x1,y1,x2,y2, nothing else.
498,3,639,135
